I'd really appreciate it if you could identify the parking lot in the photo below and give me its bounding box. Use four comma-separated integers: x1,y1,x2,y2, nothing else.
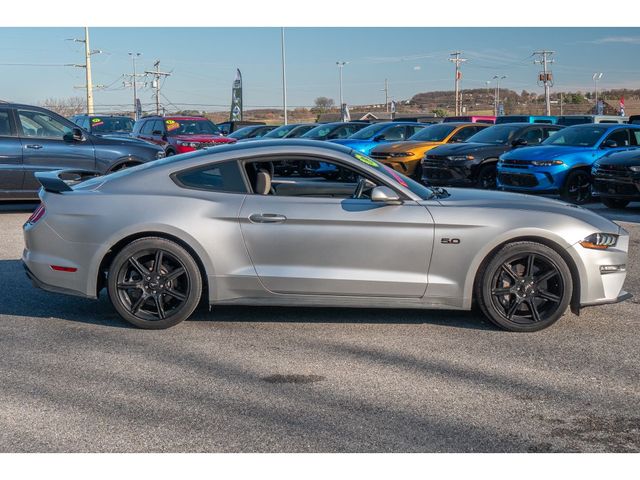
1,201,639,452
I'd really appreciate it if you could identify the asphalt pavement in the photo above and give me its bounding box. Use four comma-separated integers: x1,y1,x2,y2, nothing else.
0,201,639,452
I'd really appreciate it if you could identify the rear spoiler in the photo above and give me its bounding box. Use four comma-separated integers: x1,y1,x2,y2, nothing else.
35,169,101,194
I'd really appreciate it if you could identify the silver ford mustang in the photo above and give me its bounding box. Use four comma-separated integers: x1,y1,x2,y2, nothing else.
22,140,630,331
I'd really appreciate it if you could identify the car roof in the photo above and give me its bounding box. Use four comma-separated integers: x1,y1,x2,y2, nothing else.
567,123,638,129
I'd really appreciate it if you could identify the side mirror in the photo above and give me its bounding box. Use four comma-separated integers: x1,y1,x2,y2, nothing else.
602,139,618,149
63,128,85,142
373,134,386,142
371,186,402,205
511,138,528,147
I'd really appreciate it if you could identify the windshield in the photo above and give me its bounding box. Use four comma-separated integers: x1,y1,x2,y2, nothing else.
542,125,607,147
264,124,298,138
287,124,316,138
349,123,388,140
227,126,259,139
466,125,522,145
350,152,433,200
301,124,334,139
409,123,457,142
89,117,134,134
165,118,221,136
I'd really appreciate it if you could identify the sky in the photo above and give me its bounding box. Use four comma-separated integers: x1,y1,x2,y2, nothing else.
0,27,639,113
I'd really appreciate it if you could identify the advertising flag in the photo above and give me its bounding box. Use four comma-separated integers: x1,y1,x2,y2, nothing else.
135,98,142,120
620,97,625,116
230,69,243,122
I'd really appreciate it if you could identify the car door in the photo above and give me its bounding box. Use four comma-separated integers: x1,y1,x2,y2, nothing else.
239,156,434,297
0,107,24,194
16,108,97,191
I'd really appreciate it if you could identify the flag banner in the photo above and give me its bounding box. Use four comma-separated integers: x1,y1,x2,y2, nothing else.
230,69,243,122
620,97,625,116
341,103,350,122
597,100,604,116
135,98,142,120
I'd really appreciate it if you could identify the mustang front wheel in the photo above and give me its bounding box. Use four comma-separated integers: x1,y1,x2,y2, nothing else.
107,237,202,329
475,242,573,332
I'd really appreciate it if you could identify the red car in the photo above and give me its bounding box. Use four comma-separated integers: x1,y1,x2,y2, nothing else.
132,115,236,155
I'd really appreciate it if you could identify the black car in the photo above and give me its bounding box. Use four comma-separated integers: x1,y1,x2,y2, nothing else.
421,123,563,189
70,114,136,139
216,120,265,135
301,121,368,140
0,103,165,200
592,149,640,209
280,123,317,138
229,124,278,141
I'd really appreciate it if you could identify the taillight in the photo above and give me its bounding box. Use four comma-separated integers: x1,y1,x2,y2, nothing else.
27,204,46,224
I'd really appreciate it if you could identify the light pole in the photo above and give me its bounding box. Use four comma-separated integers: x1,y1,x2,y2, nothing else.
281,28,288,125
336,61,348,120
128,52,141,120
493,75,506,116
593,72,603,113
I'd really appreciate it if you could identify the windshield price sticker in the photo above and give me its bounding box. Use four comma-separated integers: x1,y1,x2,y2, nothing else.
165,120,180,131
91,118,104,127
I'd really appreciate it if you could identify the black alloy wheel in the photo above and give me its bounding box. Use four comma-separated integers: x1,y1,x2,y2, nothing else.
476,242,572,332
476,163,497,189
108,237,202,329
561,169,592,205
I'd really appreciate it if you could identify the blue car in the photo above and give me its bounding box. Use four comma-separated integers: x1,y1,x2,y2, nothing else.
495,115,558,125
497,124,640,204
316,122,426,177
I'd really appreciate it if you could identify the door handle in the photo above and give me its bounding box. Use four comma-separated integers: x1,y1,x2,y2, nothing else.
25,144,43,149
249,213,287,224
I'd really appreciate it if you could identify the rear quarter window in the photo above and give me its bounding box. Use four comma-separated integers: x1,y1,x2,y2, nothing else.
173,161,247,193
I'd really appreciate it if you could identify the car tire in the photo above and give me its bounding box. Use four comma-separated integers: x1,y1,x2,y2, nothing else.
476,163,497,189
601,197,629,209
166,149,176,157
107,237,202,329
475,241,573,332
561,169,592,205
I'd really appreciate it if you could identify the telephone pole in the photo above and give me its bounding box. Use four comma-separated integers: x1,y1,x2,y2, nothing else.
449,51,466,116
145,61,171,115
592,72,603,113
382,78,389,113
533,50,554,116
66,27,101,114
493,75,506,116
125,53,144,120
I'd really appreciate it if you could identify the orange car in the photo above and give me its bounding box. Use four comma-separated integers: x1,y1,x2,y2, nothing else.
370,122,490,178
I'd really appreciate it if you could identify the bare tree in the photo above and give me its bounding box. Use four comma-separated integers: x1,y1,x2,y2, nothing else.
313,96,335,113
40,97,86,117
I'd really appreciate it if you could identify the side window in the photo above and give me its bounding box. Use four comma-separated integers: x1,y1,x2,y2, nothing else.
152,120,165,134
140,120,154,135
406,125,424,137
522,128,544,145
605,129,630,147
174,161,247,193
80,117,90,130
542,127,560,139
630,130,640,146
450,127,477,143
0,109,13,136
381,125,406,141
244,158,382,199
17,109,72,139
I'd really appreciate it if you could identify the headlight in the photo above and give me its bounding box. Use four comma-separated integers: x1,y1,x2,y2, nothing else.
531,160,564,166
579,233,619,250
629,165,640,172
177,141,201,148
447,155,475,161
155,150,166,159
389,152,415,157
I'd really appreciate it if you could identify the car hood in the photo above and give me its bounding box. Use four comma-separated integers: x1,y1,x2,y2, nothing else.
171,134,235,143
598,149,640,166
503,145,591,160
372,140,443,153
431,188,618,233
428,142,507,157
97,133,149,144
94,135,162,150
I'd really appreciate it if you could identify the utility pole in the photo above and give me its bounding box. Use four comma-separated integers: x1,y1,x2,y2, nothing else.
449,51,467,116
125,53,144,119
533,50,554,116
281,28,288,125
493,75,507,116
66,27,102,114
382,78,389,113
336,61,348,121
145,60,171,115
592,72,603,113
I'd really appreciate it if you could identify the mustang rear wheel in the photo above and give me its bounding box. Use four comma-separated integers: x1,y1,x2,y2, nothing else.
107,237,202,329
475,242,573,332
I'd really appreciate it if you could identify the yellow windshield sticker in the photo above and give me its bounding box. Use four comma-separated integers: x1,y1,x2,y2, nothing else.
91,118,104,127
165,120,180,131
354,153,379,167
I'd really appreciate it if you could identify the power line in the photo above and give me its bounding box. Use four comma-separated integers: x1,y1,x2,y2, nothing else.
144,60,172,115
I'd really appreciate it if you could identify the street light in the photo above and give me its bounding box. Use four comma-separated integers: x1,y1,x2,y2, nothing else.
128,52,141,120
493,75,507,116
336,61,348,120
593,72,603,113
